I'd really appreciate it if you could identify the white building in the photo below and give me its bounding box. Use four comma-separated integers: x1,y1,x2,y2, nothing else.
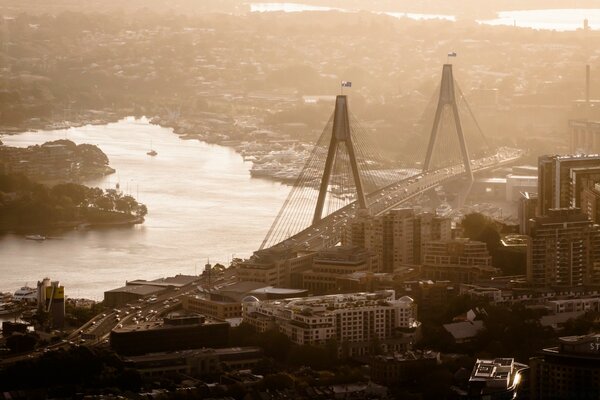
242,290,420,357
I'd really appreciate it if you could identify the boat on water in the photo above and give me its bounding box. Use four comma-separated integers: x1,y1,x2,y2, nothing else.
13,286,36,302
25,234,46,241
147,140,157,156
0,302,20,315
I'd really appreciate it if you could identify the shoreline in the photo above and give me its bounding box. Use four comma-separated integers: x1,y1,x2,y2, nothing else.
0,215,145,236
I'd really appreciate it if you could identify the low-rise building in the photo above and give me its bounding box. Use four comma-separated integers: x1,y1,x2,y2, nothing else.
110,313,229,355
243,290,420,357
465,358,528,399
123,346,263,379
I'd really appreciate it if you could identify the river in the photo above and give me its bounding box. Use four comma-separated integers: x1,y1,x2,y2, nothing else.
251,3,600,31
0,117,290,300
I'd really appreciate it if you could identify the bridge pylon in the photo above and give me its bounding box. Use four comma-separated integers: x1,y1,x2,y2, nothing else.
423,64,474,182
312,95,367,224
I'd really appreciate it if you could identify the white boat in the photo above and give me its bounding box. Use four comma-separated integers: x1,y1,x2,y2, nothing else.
25,234,46,241
13,286,36,302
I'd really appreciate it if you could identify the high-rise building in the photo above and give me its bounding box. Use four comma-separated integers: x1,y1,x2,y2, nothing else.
518,192,538,234
527,208,600,287
343,208,451,271
530,333,600,400
569,119,600,154
413,212,452,264
581,182,600,224
421,238,498,284
537,154,600,216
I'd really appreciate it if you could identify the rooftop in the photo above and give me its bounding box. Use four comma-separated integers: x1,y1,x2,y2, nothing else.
105,285,165,296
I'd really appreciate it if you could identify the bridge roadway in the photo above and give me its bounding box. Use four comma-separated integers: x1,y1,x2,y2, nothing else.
272,148,524,251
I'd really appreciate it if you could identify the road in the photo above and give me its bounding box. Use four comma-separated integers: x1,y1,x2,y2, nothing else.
277,147,524,250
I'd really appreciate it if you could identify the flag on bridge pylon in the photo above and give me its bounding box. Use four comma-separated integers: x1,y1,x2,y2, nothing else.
341,81,352,87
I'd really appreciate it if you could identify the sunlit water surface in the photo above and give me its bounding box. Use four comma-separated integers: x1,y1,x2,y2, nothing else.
0,117,289,300
251,3,600,30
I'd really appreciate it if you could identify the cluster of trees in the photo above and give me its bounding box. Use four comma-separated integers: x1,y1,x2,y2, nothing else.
0,173,147,230
461,212,526,275
0,347,142,396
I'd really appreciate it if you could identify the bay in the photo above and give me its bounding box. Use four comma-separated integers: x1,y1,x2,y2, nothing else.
0,117,289,300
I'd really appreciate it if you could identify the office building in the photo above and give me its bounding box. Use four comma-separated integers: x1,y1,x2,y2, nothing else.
420,239,498,284
581,182,600,224
183,281,307,320
413,212,452,264
343,208,451,271
292,246,377,294
518,192,538,234
237,248,313,286
242,290,420,357
123,347,263,379
527,208,600,287
530,334,600,399
537,154,600,216
110,313,229,355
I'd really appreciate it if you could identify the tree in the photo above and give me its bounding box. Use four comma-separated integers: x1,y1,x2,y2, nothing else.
461,212,501,254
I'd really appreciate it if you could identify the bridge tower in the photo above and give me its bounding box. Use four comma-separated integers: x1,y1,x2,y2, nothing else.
313,95,367,224
423,64,474,181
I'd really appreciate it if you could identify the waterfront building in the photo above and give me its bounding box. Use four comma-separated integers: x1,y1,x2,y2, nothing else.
183,281,307,320
463,358,528,399
537,154,600,216
420,239,498,284
110,313,229,355
242,290,420,357
104,274,200,307
37,280,65,329
237,248,313,287
104,285,165,308
530,334,600,399
526,208,600,287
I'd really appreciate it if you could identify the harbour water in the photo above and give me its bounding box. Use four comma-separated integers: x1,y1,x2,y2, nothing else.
481,8,600,31
0,117,290,300
251,3,600,31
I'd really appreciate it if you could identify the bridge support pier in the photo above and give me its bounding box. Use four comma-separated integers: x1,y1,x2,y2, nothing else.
312,95,367,224
423,64,474,183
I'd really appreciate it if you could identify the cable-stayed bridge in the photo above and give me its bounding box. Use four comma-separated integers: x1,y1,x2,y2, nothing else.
259,64,524,253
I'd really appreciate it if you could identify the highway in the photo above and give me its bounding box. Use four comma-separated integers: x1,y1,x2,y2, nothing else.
0,280,203,366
